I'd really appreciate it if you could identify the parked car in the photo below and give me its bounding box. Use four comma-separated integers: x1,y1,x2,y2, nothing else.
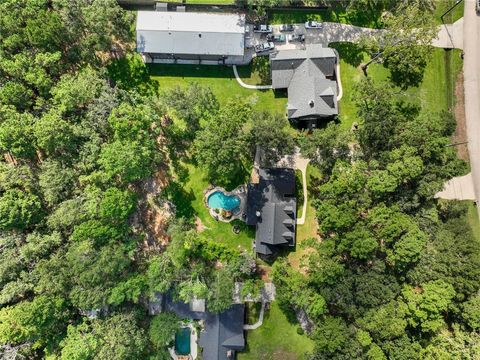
255,42,275,53
253,25,273,33
280,24,295,32
267,33,286,42
477,0,480,14
288,33,305,42
305,21,322,29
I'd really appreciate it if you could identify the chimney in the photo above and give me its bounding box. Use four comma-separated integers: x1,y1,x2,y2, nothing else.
309,100,314,107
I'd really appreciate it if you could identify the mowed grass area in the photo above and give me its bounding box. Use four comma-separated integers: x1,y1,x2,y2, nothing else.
165,162,254,252
434,0,464,24
467,202,480,243
331,42,463,130
268,0,463,28
268,6,383,28
289,165,320,271
148,63,287,115
238,302,315,360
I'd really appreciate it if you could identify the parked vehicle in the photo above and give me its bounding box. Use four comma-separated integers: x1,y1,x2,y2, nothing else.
288,33,305,42
305,21,322,29
267,33,286,42
280,24,295,32
255,42,275,53
477,0,480,14
253,25,273,33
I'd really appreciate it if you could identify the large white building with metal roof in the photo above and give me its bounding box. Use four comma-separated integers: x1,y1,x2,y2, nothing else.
136,11,246,64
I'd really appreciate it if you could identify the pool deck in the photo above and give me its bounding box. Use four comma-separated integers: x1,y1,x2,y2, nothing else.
168,323,198,360
204,185,248,223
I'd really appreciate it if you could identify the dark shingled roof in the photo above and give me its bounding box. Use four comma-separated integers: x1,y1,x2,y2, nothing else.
159,294,245,360
270,45,338,120
199,304,245,360
163,293,208,320
247,168,296,256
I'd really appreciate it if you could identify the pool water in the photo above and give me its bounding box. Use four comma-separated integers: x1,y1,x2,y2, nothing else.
207,191,241,211
175,327,191,355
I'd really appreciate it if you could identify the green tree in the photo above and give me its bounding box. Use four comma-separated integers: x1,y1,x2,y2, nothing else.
164,82,219,138
312,317,349,355
462,294,480,330
0,106,36,159
250,112,295,166
194,100,253,185
208,269,234,314
0,295,69,349
60,322,99,360
149,312,180,348
34,111,78,157
94,314,147,360
66,240,131,309
358,301,407,341
98,140,155,184
401,280,455,333
0,189,43,231
362,2,437,87
38,160,75,206
98,187,137,223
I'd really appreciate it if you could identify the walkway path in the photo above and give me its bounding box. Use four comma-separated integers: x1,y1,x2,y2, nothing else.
276,147,310,225
232,65,272,90
435,173,475,200
243,301,265,330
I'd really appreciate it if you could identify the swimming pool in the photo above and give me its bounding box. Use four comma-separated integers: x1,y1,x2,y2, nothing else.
207,191,241,211
175,327,191,356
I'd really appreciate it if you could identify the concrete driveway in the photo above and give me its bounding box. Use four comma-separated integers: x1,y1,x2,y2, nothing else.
462,0,480,215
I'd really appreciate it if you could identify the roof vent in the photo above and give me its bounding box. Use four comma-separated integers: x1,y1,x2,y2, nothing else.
309,100,314,107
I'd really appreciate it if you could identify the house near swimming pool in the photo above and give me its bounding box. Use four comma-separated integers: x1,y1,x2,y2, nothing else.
149,293,245,360
136,10,246,65
246,168,297,256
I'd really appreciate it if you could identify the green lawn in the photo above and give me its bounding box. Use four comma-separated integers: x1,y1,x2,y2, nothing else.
268,6,383,28
164,162,254,252
331,42,463,130
434,0,464,24
289,165,320,271
236,56,271,86
238,302,315,360
148,63,287,114
330,42,389,130
467,202,480,243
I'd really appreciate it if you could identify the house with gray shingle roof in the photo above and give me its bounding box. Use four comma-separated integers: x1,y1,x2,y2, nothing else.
246,168,296,256
148,293,245,360
270,45,338,126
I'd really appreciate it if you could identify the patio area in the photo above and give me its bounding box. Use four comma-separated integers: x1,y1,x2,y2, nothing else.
204,185,248,223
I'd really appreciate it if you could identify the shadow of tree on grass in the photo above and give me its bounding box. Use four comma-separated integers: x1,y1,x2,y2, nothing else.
107,53,159,96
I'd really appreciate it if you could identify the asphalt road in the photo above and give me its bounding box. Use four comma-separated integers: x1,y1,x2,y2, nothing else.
463,0,480,214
